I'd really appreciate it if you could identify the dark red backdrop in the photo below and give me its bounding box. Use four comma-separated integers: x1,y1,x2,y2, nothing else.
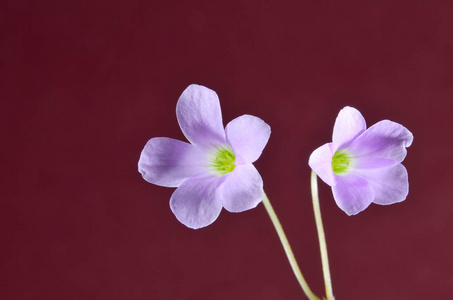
2,1,452,299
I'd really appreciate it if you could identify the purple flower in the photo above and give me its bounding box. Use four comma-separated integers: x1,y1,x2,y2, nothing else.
138,84,271,229
309,106,413,215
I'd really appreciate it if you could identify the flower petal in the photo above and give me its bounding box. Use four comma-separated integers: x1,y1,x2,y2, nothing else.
354,164,409,205
355,157,397,169
332,174,374,215
169,174,223,229
332,106,366,151
308,143,337,186
218,164,263,213
138,137,207,188
176,84,226,147
225,115,271,164
348,120,413,163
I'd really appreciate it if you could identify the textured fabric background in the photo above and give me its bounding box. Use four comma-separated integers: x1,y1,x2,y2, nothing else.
2,1,452,299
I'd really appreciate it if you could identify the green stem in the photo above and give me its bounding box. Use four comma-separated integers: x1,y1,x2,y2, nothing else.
262,192,321,300
311,171,334,300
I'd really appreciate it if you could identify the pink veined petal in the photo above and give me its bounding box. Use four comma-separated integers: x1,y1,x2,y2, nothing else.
169,174,223,229
353,164,409,205
218,164,264,213
332,174,375,215
332,106,367,151
308,143,337,186
348,120,413,163
225,114,271,165
176,84,226,148
138,137,208,188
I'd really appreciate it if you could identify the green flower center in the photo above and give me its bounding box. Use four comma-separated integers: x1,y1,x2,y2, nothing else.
210,146,236,175
332,150,353,174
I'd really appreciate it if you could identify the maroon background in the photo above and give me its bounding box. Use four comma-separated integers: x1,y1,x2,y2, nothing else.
2,1,453,299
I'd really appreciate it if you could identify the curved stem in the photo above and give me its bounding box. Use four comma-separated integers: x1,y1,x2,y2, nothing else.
311,171,334,300
262,192,321,300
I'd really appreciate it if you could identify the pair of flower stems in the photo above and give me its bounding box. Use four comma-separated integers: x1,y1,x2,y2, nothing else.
263,171,334,300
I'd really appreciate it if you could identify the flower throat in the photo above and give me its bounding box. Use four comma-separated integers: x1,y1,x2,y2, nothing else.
332,150,353,174
211,147,236,175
